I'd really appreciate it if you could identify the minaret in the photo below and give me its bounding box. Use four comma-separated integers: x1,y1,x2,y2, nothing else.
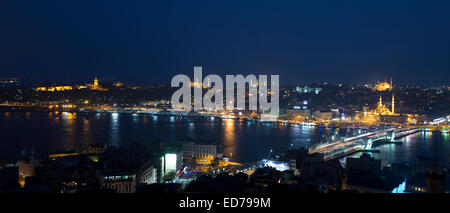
391,92,395,115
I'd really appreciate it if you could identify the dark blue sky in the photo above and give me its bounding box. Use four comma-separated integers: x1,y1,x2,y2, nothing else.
1,0,449,85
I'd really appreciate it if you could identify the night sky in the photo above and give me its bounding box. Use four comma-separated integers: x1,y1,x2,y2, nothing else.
1,0,450,85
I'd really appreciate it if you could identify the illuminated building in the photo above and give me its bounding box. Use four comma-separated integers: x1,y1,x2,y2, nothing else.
136,162,157,185
103,173,136,193
36,85,73,92
181,141,220,173
86,76,108,91
355,94,407,123
359,80,425,123
94,76,99,87
163,153,178,172
113,82,124,87
181,141,218,163
374,95,395,116
355,81,402,123
36,76,108,92
313,111,332,121
160,152,182,179
194,143,218,172
194,143,217,159
286,108,311,121
376,77,393,91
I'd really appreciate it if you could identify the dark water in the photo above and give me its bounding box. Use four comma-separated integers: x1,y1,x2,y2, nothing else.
367,130,450,168
0,112,449,168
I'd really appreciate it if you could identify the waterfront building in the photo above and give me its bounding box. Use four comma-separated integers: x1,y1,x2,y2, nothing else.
286,108,311,121
313,111,332,121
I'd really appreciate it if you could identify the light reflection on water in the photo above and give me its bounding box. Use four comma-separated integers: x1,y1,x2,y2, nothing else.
223,119,236,161
0,112,449,166
110,113,119,146
349,131,450,168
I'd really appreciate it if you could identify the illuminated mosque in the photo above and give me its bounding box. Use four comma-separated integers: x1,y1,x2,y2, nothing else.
356,78,401,123
371,77,396,116
376,77,393,91
373,93,395,116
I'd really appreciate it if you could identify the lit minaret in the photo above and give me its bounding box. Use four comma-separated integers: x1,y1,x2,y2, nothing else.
391,92,395,114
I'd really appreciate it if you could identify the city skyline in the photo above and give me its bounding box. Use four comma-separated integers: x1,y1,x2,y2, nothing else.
0,0,449,201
